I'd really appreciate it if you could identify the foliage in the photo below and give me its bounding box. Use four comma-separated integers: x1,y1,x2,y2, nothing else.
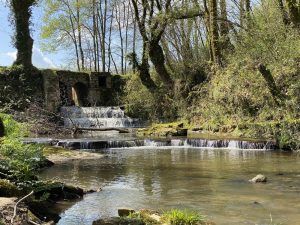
124,72,186,122
0,113,29,137
187,1,300,150
162,209,205,225
0,65,43,111
0,114,44,185
0,138,44,183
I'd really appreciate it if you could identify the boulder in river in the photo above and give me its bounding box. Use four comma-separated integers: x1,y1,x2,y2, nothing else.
249,174,267,183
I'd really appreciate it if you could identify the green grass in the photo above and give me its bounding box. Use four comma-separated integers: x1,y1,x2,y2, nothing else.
162,209,205,225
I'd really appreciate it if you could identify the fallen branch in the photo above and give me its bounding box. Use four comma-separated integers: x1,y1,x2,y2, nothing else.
11,191,34,224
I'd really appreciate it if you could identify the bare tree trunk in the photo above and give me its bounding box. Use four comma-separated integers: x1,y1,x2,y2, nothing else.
240,0,245,27
92,0,98,71
69,15,80,71
219,0,233,51
76,0,85,71
115,3,124,74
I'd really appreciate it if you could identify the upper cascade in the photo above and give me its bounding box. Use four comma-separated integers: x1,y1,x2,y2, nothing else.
60,106,141,129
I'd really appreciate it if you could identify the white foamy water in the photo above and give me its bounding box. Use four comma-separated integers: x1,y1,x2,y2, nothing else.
61,106,141,128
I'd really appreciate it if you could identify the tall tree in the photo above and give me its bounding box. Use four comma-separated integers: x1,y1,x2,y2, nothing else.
209,0,221,64
131,0,173,90
9,0,37,68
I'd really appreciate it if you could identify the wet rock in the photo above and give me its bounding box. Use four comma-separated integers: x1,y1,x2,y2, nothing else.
34,181,84,201
0,117,4,137
118,208,135,217
173,128,188,137
249,174,267,183
27,201,61,223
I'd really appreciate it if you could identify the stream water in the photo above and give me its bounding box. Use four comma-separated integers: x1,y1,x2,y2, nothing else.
40,147,300,225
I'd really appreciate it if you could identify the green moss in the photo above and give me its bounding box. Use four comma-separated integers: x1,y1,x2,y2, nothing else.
137,120,189,137
43,147,72,157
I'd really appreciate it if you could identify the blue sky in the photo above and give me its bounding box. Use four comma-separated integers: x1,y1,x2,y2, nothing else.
0,2,62,69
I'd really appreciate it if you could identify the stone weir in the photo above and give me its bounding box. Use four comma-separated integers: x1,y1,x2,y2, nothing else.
60,106,141,129
24,138,277,150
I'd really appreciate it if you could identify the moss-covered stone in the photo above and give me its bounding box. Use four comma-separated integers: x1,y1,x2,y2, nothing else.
0,179,20,197
137,121,189,137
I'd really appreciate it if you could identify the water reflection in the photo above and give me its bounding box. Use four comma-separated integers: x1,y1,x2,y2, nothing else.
39,148,300,225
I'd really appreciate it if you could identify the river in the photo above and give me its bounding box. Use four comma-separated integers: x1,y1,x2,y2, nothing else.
39,146,300,225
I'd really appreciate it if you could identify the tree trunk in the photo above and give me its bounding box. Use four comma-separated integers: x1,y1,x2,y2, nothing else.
149,40,174,87
11,0,35,68
0,118,4,137
258,64,284,104
135,42,158,93
278,0,289,25
209,0,221,64
239,0,245,27
76,0,85,71
219,0,233,51
92,0,98,71
203,0,213,62
286,0,300,28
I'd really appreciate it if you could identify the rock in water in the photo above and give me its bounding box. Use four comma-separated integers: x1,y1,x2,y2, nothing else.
249,174,267,183
118,208,135,217
0,118,4,137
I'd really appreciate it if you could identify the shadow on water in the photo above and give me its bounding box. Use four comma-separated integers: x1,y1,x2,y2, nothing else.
39,148,300,225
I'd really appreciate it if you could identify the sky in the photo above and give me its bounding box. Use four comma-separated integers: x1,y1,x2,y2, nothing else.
0,2,62,69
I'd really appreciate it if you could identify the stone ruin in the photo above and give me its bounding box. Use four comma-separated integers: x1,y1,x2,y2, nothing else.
41,70,112,111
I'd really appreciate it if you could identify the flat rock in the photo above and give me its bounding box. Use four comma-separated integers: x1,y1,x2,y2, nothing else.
0,197,16,207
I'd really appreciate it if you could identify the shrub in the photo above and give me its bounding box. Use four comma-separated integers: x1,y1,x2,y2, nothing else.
124,73,187,122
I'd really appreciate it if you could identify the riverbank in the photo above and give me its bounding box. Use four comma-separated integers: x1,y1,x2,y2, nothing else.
137,120,300,151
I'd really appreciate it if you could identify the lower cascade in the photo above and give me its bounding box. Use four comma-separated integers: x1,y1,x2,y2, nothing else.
60,106,141,128
26,138,276,150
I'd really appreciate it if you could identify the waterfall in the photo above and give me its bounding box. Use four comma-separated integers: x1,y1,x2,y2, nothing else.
60,106,141,128
51,138,276,150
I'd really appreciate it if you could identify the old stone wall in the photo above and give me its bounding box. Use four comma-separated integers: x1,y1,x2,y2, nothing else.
41,70,118,111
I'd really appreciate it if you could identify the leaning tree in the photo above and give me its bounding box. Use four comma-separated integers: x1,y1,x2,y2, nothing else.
8,0,37,68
